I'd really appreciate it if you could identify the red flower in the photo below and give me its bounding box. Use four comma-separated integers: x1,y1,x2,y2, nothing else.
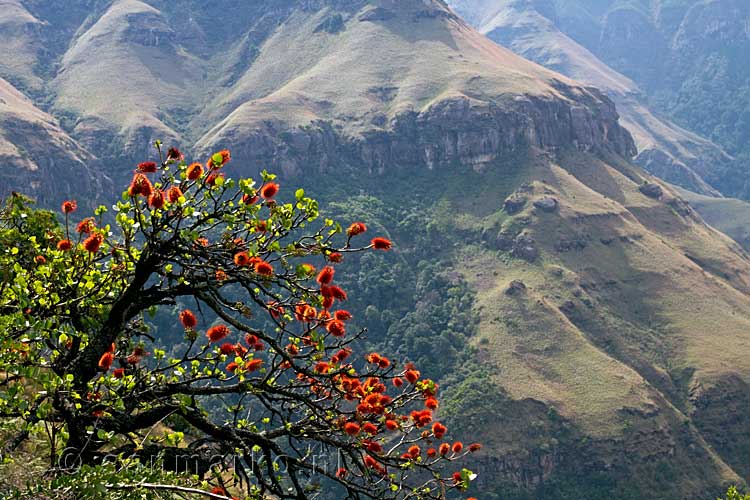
439,443,450,455
226,361,239,373
207,149,231,169
405,369,420,384
469,443,482,452
128,173,153,197
113,368,125,379
295,304,317,322
344,422,360,436
179,309,197,329
61,200,77,214
334,310,352,321
315,361,330,374
260,182,279,199
432,422,447,439
452,472,463,485
427,448,437,458
371,237,392,250
347,222,367,236
98,351,114,371
393,377,404,388
329,286,347,301
244,358,263,372
364,455,377,468
377,357,390,369
336,468,347,478
137,161,157,173
385,420,398,431
326,319,346,337
366,441,383,454
166,186,183,203
254,260,273,276
76,217,96,234
186,162,203,180
408,445,420,459
34,255,46,264
207,325,230,343
328,252,343,263
322,295,334,310
220,343,235,355
166,147,183,161
56,239,72,251
452,441,463,454
148,190,165,209
215,270,228,281
234,251,250,266
425,397,439,410
410,409,432,428
286,344,299,356
242,194,258,205
317,266,335,285
362,422,378,435
83,234,103,253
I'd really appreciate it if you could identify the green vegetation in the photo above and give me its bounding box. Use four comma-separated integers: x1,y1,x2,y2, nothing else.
0,148,480,499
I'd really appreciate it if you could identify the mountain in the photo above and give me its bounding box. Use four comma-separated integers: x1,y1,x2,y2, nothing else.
447,0,743,199
452,0,750,199
3,1,750,498
0,76,106,204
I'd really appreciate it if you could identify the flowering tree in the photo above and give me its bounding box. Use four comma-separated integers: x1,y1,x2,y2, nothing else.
0,144,480,499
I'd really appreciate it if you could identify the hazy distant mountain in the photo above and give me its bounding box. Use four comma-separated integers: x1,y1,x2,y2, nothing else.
3,2,750,499
448,0,747,198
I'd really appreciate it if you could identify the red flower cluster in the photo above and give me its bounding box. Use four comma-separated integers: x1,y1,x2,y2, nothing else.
76,217,95,234
186,162,203,180
260,182,279,199
207,324,230,343
371,237,392,250
148,190,165,209
254,260,273,276
83,234,103,253
179,309,197,329
347,222,367,236
57,239,72,251
207,149,231,169
61,200,77,214
128,173,153,197
167,186,182,203
137,161,157,173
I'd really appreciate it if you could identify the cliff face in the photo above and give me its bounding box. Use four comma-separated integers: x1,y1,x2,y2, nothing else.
208,89,635,178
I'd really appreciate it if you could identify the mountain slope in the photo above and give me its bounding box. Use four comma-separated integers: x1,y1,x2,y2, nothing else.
474,0,750,199
447,0,738,198
0,77,106,204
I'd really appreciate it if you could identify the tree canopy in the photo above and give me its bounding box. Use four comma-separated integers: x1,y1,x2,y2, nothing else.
0,144,480,499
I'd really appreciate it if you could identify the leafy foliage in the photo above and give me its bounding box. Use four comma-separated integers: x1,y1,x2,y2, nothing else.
0,144,481,499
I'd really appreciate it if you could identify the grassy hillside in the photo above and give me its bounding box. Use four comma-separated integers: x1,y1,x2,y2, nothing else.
677,187,750,251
